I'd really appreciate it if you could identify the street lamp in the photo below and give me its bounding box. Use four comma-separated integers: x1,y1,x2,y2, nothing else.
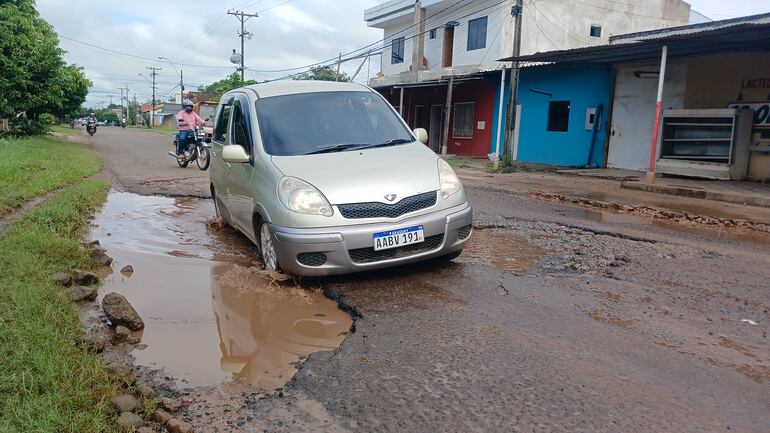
158,56,184,103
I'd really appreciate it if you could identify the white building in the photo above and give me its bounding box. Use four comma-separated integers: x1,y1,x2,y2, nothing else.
365,0,693,87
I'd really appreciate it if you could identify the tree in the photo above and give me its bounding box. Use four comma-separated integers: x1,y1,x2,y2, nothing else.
0,0,90,124
203,72,257,100
293,65,350,82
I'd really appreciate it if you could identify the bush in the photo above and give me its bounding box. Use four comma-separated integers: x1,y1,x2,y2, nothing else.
38,113,57,125
7,119,49,137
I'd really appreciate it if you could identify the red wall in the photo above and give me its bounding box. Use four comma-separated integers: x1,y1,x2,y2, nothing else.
379,78,496,157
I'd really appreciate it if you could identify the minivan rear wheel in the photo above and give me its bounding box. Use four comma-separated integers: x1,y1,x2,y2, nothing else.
259,222,280,272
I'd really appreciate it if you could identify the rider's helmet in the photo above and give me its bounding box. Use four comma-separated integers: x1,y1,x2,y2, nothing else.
182,100,194,112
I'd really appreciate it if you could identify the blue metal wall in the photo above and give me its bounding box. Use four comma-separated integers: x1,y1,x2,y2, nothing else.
515,64,612,167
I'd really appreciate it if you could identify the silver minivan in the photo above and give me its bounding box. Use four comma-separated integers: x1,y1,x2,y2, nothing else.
209,80,472,276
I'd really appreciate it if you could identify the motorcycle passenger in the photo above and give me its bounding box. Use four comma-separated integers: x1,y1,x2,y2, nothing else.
176,100,204,160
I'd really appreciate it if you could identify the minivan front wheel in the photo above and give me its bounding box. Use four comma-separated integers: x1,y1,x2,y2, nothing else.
259,222,280,272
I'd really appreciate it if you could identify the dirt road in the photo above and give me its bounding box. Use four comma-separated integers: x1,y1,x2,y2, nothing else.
87,128,770,433
89,126,210,197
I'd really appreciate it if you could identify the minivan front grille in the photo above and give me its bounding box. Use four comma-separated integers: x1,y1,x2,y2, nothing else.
337,191,437,219
348,234,444,264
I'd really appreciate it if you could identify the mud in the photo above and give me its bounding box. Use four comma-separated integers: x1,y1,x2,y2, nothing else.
89,191,351,389
458,228,547,273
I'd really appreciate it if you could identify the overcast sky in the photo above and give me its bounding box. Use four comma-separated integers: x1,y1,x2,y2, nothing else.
37,0,769,108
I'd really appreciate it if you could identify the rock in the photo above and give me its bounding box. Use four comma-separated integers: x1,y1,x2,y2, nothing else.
166,418,195,433
116,412,143,431
68,285,98,302
151,409,172,425
135,384,155,399
90,246,113,266
121,265,134,276
160,397,182,413
102,293,144,331
52,272,72,287
112,325,139,345
76,328,110,353
102,349,135,378
137,428,158,433
111,394,140,413
74,270,100,285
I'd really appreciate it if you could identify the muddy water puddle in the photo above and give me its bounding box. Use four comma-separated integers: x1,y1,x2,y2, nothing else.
459,229,547,273
89,191,351,389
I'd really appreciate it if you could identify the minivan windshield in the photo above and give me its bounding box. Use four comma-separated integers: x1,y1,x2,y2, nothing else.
254,91,414,156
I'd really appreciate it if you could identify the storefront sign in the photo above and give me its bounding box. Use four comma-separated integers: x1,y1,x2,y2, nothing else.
728,101,770,129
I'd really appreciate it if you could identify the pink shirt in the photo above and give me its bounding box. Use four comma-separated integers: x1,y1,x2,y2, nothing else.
177,110,204,131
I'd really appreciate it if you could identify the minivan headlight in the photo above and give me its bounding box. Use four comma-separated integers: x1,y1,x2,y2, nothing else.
277,177,333,217
438,159,462,199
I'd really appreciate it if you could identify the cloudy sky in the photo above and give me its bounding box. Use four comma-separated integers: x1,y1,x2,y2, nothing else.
37,0,769,108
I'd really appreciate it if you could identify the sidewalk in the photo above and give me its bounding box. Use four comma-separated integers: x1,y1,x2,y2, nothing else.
453,160,770,229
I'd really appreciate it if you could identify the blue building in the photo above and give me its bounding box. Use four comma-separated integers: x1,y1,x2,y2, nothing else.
512,64,612,167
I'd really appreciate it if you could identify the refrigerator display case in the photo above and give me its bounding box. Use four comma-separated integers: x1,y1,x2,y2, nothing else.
656,108,753,180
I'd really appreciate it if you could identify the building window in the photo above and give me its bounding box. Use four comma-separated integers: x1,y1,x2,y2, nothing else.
453,102,475,138
467,16,487,51
590,25,602,38
391,37,405,64
547,101,570,132
429,28,437,39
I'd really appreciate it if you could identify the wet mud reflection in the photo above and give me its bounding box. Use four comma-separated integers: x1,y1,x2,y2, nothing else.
459,228,547,273
89,192,351,388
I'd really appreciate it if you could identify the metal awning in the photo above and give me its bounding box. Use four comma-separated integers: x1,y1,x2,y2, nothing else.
500,14,770,65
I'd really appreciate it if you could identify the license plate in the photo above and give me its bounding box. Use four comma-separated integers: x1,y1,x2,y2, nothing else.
373,225,424,251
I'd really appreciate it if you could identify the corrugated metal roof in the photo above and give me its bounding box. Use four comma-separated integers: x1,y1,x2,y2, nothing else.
501,13,770,65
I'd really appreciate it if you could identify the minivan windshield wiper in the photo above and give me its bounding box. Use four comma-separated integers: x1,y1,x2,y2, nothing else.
353,138,413,151
303,143,368,155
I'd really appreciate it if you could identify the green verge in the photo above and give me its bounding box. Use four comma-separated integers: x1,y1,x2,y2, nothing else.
0,136,100,215
0,179,120,433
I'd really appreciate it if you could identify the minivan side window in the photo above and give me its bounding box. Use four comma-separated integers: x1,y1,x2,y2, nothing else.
231,99,253,155
213,103,232,142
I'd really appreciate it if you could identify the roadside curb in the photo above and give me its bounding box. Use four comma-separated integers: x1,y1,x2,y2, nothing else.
621,181,770,208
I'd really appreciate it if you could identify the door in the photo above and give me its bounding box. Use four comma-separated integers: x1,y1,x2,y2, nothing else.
607,63,687,170
429,104,442,152
227,94,256,234
210,96,234,219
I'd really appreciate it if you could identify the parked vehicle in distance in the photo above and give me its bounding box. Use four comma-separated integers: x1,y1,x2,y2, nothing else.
209,81,473,276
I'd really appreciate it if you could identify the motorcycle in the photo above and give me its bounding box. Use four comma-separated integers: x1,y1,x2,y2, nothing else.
86,119,97,136
168,126,210,170
120,119,127,129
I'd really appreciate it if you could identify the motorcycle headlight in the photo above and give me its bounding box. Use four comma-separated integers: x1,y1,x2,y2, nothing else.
277,177,333,217
437,158,462,199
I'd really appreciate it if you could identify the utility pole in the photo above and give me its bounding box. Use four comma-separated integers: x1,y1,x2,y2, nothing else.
109,95,113,107
503,0,524,161
146,66,161,127
227,10,258,82
335,52,342,81
132,92,138,126
119,83,129,122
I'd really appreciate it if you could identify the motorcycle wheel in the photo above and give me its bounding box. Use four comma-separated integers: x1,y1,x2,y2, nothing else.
196,146,210,171
176,155,189,168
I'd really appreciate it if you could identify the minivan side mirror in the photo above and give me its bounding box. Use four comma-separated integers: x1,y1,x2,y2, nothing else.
222,145,250,163
413,128,428,144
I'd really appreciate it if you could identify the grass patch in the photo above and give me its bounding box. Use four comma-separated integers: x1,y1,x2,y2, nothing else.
49,125,79,136
0,179,121,433
444,157,469,169
0,136,100,215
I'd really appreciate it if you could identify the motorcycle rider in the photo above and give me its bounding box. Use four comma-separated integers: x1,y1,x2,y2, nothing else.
176,99,204,161
86,112,97,133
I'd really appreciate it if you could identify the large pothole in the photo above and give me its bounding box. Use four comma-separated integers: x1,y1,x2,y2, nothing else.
89,191,352,389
